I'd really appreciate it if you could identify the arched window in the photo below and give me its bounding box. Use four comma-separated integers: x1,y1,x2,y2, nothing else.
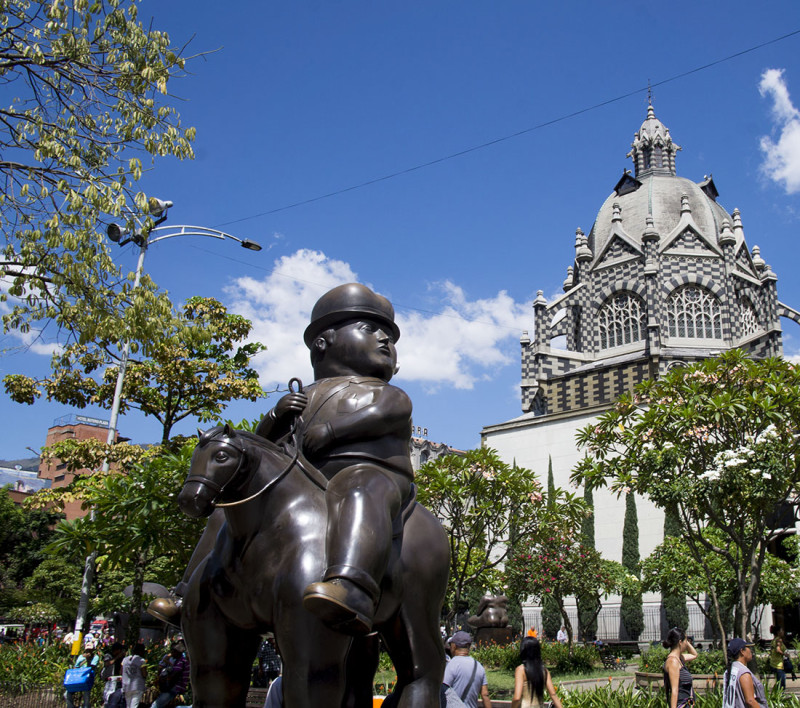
739,298,761,338
597,292,646,349
667,285,722,339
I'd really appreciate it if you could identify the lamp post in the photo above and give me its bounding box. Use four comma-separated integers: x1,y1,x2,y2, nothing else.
70,199,261,652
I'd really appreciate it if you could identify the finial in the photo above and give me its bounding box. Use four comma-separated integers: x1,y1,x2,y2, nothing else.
612,202,622,222
732,208,743,231
534,290,547,307
563,266,574,292
718,221,735,246
751,245,765,271
681,194,691,214
642,214,659,242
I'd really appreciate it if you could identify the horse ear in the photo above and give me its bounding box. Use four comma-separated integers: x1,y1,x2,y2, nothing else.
197,428,204,439
223,423,233,437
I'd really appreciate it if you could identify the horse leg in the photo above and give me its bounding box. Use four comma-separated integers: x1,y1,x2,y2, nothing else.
182,582,260,708
276,619,353,708
381,606,444,708
343,634,381,708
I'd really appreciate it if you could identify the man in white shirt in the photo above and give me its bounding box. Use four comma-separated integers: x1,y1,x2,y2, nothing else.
443,632,491,708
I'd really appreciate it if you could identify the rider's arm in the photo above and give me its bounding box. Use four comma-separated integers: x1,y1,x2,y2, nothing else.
256,392,308,440
305,386,411,453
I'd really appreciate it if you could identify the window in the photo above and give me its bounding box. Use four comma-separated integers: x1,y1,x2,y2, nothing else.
739,298,761,338
667,285,722,339
597,292,646,349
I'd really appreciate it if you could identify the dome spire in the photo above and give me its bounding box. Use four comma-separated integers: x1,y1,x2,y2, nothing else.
627,100,681,177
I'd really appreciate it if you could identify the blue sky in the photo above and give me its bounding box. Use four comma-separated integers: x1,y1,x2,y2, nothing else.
2,1,800,463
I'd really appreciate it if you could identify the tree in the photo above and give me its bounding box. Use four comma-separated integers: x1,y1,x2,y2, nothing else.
42,442,205,643
641,529,800,643
23,556,83,622
6,297,266,449
0,0,196,340
506,524,625,651
576,482,600,641
573,351,800,642
541,457,562,639
0,488,63,612
415,448,585,629
620,491,644,640
661,505,689,631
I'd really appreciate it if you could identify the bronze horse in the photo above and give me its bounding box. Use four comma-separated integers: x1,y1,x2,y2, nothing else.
177,425,449,708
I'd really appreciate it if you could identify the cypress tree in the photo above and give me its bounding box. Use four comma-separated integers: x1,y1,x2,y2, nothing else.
620,491,645,640
662,505,689,630
576,483,600,641
542,456,562,638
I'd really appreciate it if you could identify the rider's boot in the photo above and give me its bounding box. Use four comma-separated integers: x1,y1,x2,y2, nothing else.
302,575,378,635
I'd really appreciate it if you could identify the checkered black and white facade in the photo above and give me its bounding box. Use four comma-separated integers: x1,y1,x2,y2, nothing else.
482,104,800,641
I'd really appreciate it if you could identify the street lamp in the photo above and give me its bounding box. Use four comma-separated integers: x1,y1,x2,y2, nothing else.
70,199,261,652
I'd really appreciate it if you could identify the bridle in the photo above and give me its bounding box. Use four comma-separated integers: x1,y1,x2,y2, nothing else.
184,427,299,509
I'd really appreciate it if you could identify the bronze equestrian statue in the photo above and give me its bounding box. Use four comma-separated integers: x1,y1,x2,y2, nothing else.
174,284,450,708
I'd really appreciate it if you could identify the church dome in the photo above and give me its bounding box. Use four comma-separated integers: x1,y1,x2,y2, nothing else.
588,173,741,259
587,103,743,259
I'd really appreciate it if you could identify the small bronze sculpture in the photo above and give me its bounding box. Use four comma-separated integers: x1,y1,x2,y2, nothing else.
177,284,449,707
468,594,510,629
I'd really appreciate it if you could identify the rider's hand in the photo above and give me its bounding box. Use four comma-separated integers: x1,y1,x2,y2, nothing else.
304,422,334,455
274,392,308,419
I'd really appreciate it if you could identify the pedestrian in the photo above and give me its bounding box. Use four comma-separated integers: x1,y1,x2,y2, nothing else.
442,631,492,708
122,642,148,708
65,648,100,708
663,627,697,708
723,637,767,708
770,625,787,690
153,638,190,708
511,636,563,708
256,635,281,688
556,626,567,644
102,641,126,707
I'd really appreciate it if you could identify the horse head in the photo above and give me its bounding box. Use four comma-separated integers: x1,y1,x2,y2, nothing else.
179,424,252,518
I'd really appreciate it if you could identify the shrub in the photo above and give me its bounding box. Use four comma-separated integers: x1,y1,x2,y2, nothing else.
470,642,520,671
639,646,733,676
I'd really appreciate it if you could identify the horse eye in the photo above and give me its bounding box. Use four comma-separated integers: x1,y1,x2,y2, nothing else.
214,451,229,463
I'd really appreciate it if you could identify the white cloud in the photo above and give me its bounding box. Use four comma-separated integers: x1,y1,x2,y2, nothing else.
396,281,529,389
758,69,800,194
0,278,62,357
224,249,530,391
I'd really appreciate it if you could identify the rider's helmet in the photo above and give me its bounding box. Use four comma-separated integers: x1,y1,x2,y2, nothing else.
303,283,400,347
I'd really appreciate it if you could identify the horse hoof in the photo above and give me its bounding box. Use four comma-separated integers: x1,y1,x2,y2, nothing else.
147,597,182,628
302,579,374,635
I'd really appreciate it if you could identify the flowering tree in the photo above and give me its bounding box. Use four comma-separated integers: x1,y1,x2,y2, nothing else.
641,529,800,643
573,351,800,642
416,447,585,628
506,526,625,650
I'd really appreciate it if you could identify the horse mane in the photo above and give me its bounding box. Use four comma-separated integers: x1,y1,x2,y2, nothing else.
198,425,287,457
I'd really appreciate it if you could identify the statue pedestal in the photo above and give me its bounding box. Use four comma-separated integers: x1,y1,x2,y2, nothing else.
474,626,513,646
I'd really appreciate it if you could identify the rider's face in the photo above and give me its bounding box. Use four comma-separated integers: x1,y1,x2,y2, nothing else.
324,318,397,380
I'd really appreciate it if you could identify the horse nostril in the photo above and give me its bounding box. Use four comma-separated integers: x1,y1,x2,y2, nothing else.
179,484,214,518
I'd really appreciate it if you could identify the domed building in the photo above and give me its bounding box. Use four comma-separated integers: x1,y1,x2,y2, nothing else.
482,102,800,641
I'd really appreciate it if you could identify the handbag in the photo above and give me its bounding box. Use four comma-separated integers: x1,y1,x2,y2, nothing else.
63,666,95,692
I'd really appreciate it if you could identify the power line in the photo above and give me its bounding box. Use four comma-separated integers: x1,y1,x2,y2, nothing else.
214,28,800,229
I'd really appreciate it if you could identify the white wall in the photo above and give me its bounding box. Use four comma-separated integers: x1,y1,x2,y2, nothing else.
483,410,663,605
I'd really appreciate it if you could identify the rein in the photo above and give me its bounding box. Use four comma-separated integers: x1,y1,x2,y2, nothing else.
215,444,299,509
